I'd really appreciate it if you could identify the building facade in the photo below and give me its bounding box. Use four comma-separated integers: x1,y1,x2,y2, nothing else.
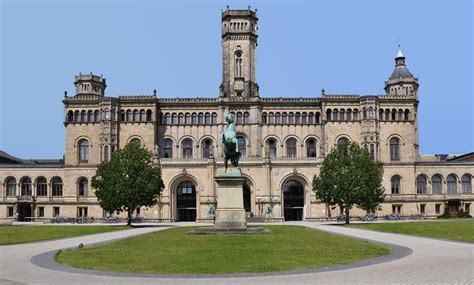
1,9,473,223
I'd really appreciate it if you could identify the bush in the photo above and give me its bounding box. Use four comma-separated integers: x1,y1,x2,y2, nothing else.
456,209,472,218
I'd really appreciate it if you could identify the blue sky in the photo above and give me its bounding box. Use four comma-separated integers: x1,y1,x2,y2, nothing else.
0,0,472,158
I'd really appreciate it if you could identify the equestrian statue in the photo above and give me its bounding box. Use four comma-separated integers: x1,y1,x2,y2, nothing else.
221,113,241,173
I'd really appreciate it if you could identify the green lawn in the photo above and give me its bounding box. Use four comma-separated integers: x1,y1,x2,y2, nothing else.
55,225,390,274
0,225,129,245
347,219,474,242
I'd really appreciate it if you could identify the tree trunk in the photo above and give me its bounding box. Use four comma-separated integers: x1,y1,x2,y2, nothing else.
345,207,350,224
127,208,132,226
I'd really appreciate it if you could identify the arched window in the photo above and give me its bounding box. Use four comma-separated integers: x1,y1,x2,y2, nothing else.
391,175,401,194
432,175,442,194
176,181,196,222
266,138,277,158
346,109,352,121
111,108,116,120
129,138,141,146
337,137,348,145
127,110,132,122
178,113,184,125
286,138,297,158
185,113,191,125
353,109,359,120
235,51,243,77
172,113,177,124
6,177,16,196
20,177,32,196
202,139,213,158
447,175,457,193
75,111,81,122
88,110,94,123
370,144,375,160
36,177,47,196
133,110,139,122
379,109,384,120
120,110,125,121
391,109,396,121
362,108,367,119
326,109,332,121
268,113,274,124
368,107,373,118
416,175,427,194
67,111,74,122
243,112,250,124
390,138,400,161
236,112,243,124
140,110,146,122
404,109,410,121
262,113,267,124
462,175,472,193
78,177,88,196
81,111,87,123
333,109,338,121
192,113,197,124
315,112,321,124
205,113,210,124
94,110,100,122
385,109,390,121
182,139,193,158
78,139,89,162
163,139,173,158
211,113,217,124
282,112,287,124
289,112,294,124
340,109,345,121
103,145,109,162
52,177,63,196
275,112,281,124
146,110,152,121
306,138,317,157
308,112,314,124
104,108,110,120
237,136,246,157
198,113,204,124
302,112,307,124
398,109,403,121
295,112,301,124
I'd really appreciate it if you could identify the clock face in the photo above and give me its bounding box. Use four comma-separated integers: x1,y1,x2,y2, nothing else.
236,51,242,58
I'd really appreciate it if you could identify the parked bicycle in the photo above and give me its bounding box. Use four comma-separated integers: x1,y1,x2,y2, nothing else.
336,213,346,223
384,213,401,221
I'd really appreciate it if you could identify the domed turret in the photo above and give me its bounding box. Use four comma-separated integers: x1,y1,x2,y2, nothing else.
384,47,418,96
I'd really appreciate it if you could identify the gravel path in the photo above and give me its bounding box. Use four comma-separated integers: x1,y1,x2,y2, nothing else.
1,222,472,284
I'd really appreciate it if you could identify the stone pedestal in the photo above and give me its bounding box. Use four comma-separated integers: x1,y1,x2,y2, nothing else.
214,175,247,230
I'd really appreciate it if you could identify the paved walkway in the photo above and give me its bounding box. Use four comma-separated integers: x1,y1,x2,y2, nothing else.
1,222,472,284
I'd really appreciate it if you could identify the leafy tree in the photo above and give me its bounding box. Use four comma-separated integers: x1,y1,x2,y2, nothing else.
92,142,164,226
313,141,384,224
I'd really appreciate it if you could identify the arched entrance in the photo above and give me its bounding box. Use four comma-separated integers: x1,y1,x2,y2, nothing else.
176,181,196,221
243,184,251,213
283,180,304,221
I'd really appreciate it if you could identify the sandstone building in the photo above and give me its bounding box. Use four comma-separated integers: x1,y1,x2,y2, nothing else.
1,9,472,222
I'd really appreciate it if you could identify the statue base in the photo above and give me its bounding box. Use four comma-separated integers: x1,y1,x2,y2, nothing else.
214,175,247,229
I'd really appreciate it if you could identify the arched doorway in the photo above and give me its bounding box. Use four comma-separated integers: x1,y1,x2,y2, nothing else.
283,180,304,221
176,181,196,221
243,184,251,213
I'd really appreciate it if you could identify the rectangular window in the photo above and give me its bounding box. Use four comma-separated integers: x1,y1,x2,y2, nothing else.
435,204,441,215
370,144,375,160
466,203,471,213
53,207,60,217
77,207,88,218
7,207,14,217
420,204,425,214
38,207,44,217
392,205,401,214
